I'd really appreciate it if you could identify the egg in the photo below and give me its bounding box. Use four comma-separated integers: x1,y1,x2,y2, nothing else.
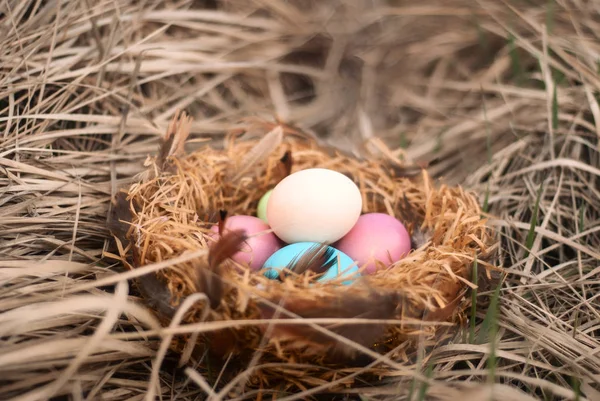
261,242,359,285
266,168,362,244
209,215,282,271
256,189,272,223
333,213,412,274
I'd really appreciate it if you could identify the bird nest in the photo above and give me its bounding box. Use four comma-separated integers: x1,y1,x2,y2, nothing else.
108,112,499,389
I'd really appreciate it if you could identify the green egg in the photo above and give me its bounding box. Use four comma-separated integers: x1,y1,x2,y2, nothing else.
257,189,272,223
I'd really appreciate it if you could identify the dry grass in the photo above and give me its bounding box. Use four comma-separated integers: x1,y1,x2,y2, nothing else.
1,0,599,400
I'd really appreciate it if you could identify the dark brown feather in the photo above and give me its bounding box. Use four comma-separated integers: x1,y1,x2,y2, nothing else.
198,229,248,309
132,245,142,267
137,272,178,320
128,246,177,320
218,209,228,236
208,229,247,269
156,110,192,172
398,194,418,226
388,163,425,178
277,150,293,179
398,194,431,249
156,133,176,171
285,243,336,278
257,291,402,360
107,191,133,244
422,290,466,322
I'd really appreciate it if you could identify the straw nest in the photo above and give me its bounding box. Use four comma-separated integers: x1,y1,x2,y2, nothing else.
108,111,498,383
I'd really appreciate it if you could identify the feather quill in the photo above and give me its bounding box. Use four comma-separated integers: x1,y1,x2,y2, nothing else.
218,209,228,236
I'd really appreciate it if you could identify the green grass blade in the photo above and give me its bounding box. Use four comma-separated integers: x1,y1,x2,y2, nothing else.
572,376,581,401
485,283,501,388
573,307,580,338
399,131,408,149
433,131,444,153
552,82,559,130
525,179,546,257
482,181,490,215
579,205,586,231
509,32,523,85
546,0,555,34
481,89,492,165
476,280,501,346
406,373,417,401
470,255,478,343
417,363,434,401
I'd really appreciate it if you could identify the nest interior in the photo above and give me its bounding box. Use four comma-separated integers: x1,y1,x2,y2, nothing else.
109,113,498,383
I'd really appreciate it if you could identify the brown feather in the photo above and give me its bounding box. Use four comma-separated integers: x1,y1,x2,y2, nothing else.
218,209,228,236
198,229,247,309
132,245,142,267
389,163,424,178
208,229,247,269
398,194,431,249
398,194,418,226
277,150,293,179
137,272,177,320
156,110,192,171
257,291,402,359
107,191,133,244
128,246,177,321
156,133,176,171
422,290,466,322
285,243,336,278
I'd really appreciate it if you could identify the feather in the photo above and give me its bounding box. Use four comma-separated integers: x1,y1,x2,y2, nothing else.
257,291,402,360
107,191,133,244
398,194,431,249
277,150,293,179
285,243,336,277
208,229,247,269
128,246,178,320
228,125,283,182
388,162,424,179
198,229,247,309
473,264,504,299
422,289,466,322
137,272,177,320
218,209,228,236
156,132,176,171
157,110,192,171
398,194,418,225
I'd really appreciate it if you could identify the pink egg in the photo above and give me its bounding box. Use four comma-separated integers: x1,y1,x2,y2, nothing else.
333,213,412,274
209,215,282,271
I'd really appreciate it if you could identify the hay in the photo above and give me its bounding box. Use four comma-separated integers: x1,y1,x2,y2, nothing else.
2,0,600,400
107,112,496,385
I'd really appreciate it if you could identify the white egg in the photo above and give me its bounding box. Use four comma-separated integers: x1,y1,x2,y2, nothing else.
266,168,362,244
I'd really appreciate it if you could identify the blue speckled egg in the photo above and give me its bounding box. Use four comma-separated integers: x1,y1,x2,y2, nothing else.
261,242,359,285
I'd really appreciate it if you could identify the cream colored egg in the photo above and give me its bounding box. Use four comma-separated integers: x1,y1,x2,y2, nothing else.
266,168,362,244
